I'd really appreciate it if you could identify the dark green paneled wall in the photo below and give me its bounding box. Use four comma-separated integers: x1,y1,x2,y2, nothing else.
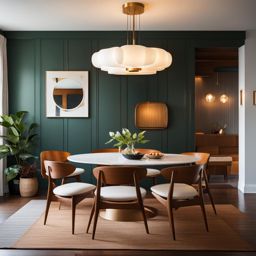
5,31,245,186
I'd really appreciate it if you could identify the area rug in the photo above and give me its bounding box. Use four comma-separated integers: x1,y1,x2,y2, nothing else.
0,198,254,251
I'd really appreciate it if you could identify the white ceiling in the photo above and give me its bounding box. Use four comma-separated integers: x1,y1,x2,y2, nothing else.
0,0,255,31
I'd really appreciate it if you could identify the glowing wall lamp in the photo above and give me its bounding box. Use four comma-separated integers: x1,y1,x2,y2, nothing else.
205,93,215,103
220,94,229,104
135,102,168,129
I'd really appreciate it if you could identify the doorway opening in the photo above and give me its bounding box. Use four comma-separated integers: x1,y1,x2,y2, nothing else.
195,48,239,186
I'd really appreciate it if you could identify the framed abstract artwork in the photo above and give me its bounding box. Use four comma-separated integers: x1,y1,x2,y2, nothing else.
46,71,89,117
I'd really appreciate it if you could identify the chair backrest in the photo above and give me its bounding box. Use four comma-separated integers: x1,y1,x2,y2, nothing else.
92,148,119,153
182,152,210,168
161,165,202,185
44,160,76,180
40,150,70,178
93,166,147,185
92,148,161,154
135,148,161,154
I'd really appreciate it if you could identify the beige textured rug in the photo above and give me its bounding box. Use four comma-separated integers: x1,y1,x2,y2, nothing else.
9,198,254,250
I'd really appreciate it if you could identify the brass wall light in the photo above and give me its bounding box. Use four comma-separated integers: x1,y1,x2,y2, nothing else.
253,91,256,105
240,90,244,105
135,102,168,129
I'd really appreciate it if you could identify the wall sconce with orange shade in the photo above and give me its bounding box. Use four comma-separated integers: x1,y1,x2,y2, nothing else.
205,93,215,103
135,102,168,129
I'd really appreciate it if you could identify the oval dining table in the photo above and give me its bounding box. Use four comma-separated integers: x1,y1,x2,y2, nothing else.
68,152,199,221
68,152,199,166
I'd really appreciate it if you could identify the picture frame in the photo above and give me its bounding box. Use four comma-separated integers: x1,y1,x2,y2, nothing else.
46,71,89,118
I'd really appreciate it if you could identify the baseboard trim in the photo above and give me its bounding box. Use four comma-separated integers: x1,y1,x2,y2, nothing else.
238,183,256,193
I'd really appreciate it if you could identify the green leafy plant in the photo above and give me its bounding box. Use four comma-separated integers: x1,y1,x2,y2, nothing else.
106,128,149,153
0,111,38,182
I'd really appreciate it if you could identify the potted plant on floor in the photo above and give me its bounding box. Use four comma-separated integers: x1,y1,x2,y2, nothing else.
19,156,38,197
0,111,39,196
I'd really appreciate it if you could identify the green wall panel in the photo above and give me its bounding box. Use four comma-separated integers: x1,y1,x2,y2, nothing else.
8,39,35,121
67,39,92,70
67,39,92,154
98,72,122,148
5,31,245,187
40,39,65,150
167,39,187,153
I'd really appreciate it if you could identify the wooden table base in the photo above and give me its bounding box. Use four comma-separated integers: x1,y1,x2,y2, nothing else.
100,206,157,222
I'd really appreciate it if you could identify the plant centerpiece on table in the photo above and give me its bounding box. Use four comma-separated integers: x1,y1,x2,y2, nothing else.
0,111,39,197
106,128,149,158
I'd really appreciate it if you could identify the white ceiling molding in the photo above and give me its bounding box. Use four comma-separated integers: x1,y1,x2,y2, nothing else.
0,0,255,31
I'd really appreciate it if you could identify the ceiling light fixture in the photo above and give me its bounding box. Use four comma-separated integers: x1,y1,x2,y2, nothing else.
91,2,172,75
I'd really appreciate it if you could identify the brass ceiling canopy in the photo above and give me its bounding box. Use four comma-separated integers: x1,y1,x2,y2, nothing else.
122,2,144,15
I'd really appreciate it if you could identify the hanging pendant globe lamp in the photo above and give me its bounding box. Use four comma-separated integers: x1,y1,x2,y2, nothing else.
91,2,172,75
220,94,229,104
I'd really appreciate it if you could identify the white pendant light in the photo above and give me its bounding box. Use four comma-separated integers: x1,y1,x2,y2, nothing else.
205,93,215,103
91,2,172,75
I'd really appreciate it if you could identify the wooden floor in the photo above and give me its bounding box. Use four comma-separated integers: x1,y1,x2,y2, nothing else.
1,176,256,256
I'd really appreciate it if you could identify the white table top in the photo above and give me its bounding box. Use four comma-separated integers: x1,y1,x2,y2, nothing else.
68,153,199,166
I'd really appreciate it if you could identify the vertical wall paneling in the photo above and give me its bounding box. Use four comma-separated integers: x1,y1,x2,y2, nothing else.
98,72,122,147
90,39,99,151
67,39,92,154
63,39,69,151
40,39,64,150
167,39,187,153
186,39,196,150
8,39,35,120
127,76,149,131
35,39,41,154
120,76,128,129
97,39,122,148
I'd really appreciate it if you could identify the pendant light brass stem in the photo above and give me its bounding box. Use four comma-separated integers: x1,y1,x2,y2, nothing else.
123,2,144,45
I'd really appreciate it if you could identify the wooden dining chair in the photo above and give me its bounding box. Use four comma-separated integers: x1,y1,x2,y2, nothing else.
92,148,161,185
43,160,96,234
182,152,217,214
40,150,85,183
151,165,208,240
92,148,120,153
87,166,149,239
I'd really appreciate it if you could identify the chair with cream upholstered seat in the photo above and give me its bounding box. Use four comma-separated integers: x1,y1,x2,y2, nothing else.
92,148,161,185
40,150,85,183
43,160,95,234
86,165,149,239
182,152,217,214
151,165,208,240
136,148,162,184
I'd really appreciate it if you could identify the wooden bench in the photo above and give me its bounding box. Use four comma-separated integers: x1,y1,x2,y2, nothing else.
196,134,238,176
208,156,233,180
